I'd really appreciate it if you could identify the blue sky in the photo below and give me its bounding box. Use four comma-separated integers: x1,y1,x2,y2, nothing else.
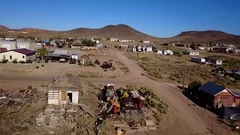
0,0,239,37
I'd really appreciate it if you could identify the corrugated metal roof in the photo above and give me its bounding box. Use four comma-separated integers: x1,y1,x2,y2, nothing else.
199,82,225,96
231,91,240,97
13,48,36,56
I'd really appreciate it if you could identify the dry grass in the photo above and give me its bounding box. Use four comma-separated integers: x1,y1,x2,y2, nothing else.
116,61,130,73
127,52,240,88
78,72,103,78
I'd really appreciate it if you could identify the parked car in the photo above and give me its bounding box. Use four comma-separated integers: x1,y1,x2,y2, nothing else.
59,58,66,63
212,67,225,73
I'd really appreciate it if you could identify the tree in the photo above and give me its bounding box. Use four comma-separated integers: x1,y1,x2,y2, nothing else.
188,80,202,97
0,33,5,38
81,39,96,47
209,41,212,52
190,42,196,50
38,48,48,60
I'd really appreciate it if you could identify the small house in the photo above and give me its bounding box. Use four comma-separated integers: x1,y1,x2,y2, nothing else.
110,38,119,42
0,48,36,62
199,82,236,108
163,50,173,55
146,46,153,52
48,77,79,105
184,50,199,56
79,54,90,66
91,37,100,44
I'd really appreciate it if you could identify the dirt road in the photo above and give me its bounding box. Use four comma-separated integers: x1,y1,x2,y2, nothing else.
83,51,212,135
0,50,212,135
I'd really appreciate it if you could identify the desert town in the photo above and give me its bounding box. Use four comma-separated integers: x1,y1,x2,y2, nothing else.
0,31,240,135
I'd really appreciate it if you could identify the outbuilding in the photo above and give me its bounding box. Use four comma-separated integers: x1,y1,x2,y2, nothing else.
48,77,79,105
199,82,235,108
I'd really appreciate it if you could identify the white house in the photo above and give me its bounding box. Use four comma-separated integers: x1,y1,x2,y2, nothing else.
163,50,173,55
120,39,135,43
0,48,36,62
91,38,100,44
4,38,15,41
141,41,151,44
0,41,16,50
184,50,199,56
110,38,119,42
146,46,153,52
157,50,163,55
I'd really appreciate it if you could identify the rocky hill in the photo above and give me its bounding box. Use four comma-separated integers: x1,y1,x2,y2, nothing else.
1,24,240,45
170,30,240,45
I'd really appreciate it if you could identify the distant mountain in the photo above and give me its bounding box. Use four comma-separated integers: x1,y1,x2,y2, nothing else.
170,30,240,45
1,24,240,45
0,24,156,40
66,24,155,40
0,25,10,32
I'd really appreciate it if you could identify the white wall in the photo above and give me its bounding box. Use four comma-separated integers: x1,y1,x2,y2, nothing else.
48,90,60,105
0,51,27,62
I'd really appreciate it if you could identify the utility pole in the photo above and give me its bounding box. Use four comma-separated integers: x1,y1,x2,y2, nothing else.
182,55,187,92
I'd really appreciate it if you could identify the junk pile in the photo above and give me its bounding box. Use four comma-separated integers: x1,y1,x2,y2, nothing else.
0,87,47,135
95,84,157,134
101,60,113,69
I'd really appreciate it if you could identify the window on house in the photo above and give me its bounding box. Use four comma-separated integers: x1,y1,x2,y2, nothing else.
22,55,25,59
10,55,12,60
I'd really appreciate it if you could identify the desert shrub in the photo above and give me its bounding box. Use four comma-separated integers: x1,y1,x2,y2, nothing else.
12,59,18,64
41,64,44,67
36,66,39,69
1,59,8,63
19,61,25,64
26,59,33,63
111,66,116,71
173,50,182,57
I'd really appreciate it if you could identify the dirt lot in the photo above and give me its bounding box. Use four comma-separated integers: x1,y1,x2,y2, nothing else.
0,48,127,90
1,47,239,135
